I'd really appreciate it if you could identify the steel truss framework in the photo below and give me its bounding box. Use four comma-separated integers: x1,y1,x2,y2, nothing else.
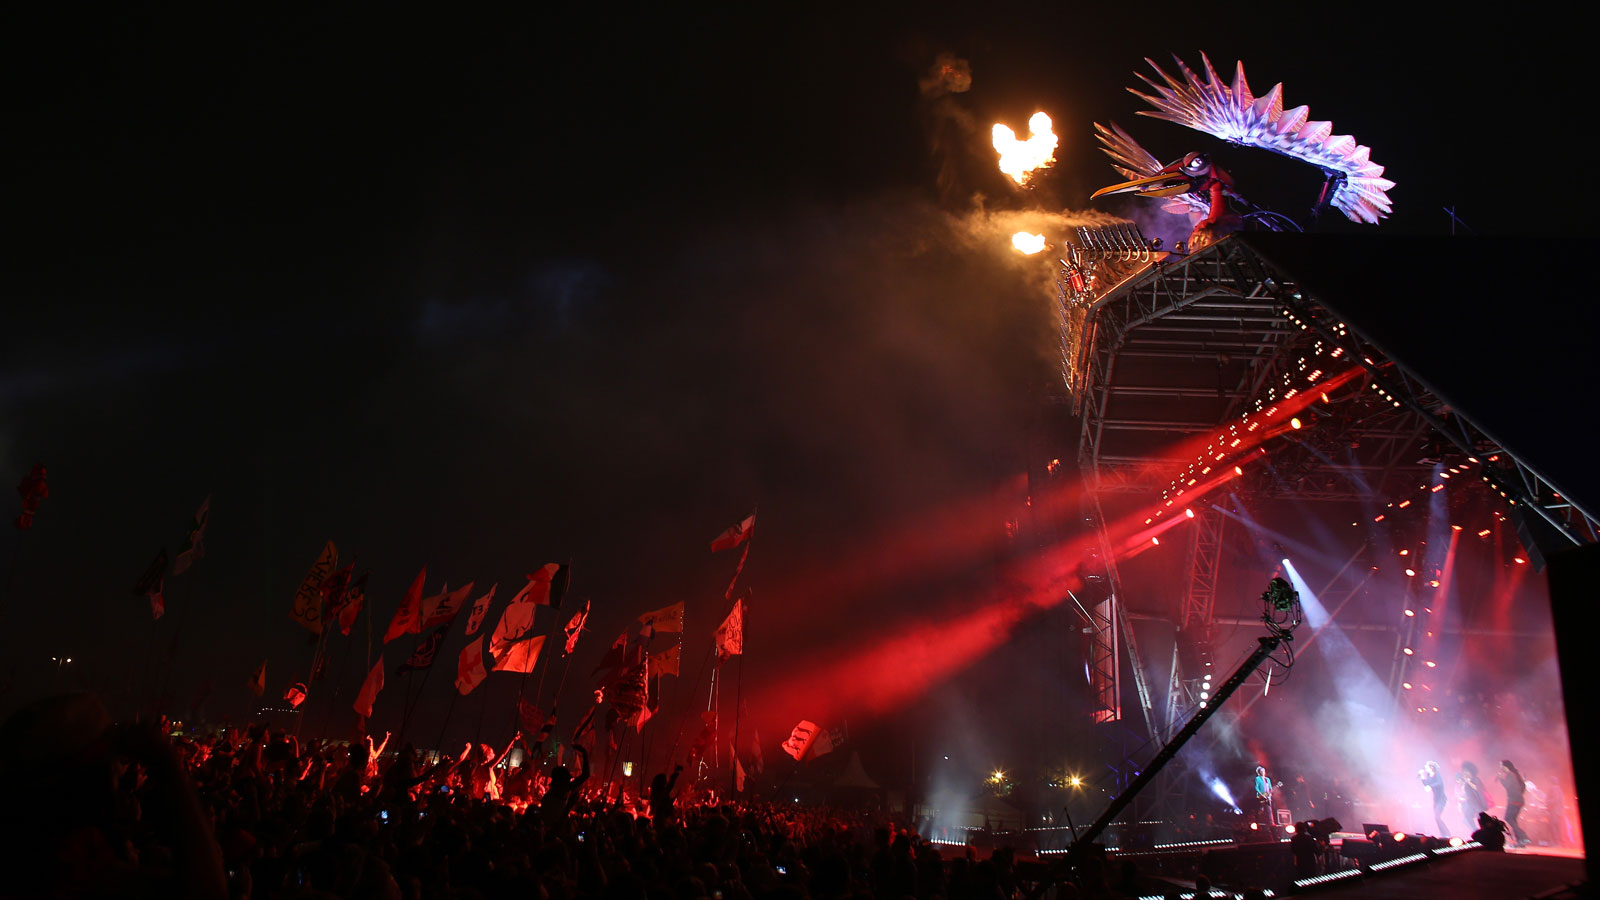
1065,236,1600,740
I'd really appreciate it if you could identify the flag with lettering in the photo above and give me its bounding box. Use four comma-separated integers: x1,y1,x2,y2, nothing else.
383,567,426,643
714,598,744,661
290,541,338,633
781,719,819,761
563,598,590,655
456,637,489,695
421,581,474,629
637,601,684,635
464,583,496,636
172,494,211,576
353,658,385,717
491,634,545,674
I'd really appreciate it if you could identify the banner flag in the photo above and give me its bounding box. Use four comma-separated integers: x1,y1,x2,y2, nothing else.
710,512,756,552
383,567,427,643
564,599,590,655
781,719,819,761
172,494,211,576
491,634,545,674
336,571,368,635
637,601,685,634
284,682,307,708
248,659,267,697
421,581,474,629
648,643,681,677
353,657,385,717
464,583,496,636
290,541,339,633
714,598,744,661
397,624,451,673
487,579,539,657
456,637,489,695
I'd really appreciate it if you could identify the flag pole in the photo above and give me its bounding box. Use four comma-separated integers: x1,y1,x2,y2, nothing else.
730,593,747,795
666,643,713,767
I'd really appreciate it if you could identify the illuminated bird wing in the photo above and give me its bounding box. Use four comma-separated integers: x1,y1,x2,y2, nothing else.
1129,53,1395,224
1093,121,1209,220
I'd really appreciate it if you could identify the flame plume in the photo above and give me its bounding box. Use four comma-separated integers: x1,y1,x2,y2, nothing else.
992,112,1058,185
1011,232,1046,254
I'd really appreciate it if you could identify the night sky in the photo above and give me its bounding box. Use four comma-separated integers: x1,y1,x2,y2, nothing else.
2,7,1589,784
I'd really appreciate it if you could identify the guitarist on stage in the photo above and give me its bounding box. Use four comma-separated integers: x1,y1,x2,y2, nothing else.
1254,765,1281,826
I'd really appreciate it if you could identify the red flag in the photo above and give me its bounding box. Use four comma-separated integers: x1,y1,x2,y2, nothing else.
509,564,567,609
456,637,489,695
563,598,590,655
337,571,368,635
487,578,540,657
735,753,747,792
320,563,354,627
284,682,307,708
591,632,627,678
781,720,819,761
247,660,267,697
714,598,744,661
397,624,450,673
517,697,548,736
383,567,427,643
421,581,474,629
710,512,755,552
464,583,496,636
353,658,385,717
492,634,545,674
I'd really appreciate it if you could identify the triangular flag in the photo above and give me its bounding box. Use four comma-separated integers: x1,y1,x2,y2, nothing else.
284,682,307,708
464,584,496,636
781,719,819,761
648,643,681,677
492,634,545,674
591,632,627,677
290,541,339,634
735,753,747,792
637,601,685,634
397,624,451,673
563,598,590,655
456,637,489,695
383,567,427,643
714,598,744,661
247,660,267,697
421,581,474,629
336,571,368,635
710,513,756,552
172,494,211,576
353,657,385,717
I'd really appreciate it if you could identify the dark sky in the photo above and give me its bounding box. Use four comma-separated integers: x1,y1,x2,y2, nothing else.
2,7,1587,776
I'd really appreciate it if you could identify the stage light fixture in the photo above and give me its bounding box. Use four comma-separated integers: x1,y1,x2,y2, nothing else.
1284,824,1296,834
1514,556,1527,564
1424,660,1436,668
1249,822,1259,831
1290,417,1303,429
1404,609,1415,617
1402,682,1412,689
1403,647,1414,655
1185,508,1194,518
1405,568,1416,577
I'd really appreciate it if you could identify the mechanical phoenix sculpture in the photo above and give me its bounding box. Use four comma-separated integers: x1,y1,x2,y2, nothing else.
1091,54,1394,250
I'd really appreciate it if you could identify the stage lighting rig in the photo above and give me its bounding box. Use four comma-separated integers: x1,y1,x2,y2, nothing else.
1262,576,1298,611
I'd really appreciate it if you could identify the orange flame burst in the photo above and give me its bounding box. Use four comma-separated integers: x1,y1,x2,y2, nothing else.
1011,232,1046,254
992,112,1058,184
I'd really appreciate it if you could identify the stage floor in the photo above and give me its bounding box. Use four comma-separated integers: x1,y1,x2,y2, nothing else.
1314,849,1585,898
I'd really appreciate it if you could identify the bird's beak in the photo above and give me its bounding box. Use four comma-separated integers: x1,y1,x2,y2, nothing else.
1092,171,1194,199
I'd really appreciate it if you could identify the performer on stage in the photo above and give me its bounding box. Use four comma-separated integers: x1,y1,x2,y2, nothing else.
1497,760,1530,847
1457,761,1489,830
1419,761,1449,837
1253,765,1275,825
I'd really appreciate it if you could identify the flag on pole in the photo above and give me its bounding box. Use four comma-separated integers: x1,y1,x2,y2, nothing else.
290,541,339,633
648,643,681,677
735,753,747,792
714,598,745,661
383,567,426,643
353,657,385,717
750,726,764,774
508,564,569,609
517,697,548,737
247,660,267,697
710,513,756,552
456,637,489,695
781,720,820,761
336,571,368,635
637,601,685,634
134,549,168,620
464,583,496,636
491,634,546,674
284,682,307,708
397,624,451,673
172,494,211,576
421,581,474,629
487,578,540,658
591,632,627,678
809,727,836,759
319,563,354,629
563,598,590,655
